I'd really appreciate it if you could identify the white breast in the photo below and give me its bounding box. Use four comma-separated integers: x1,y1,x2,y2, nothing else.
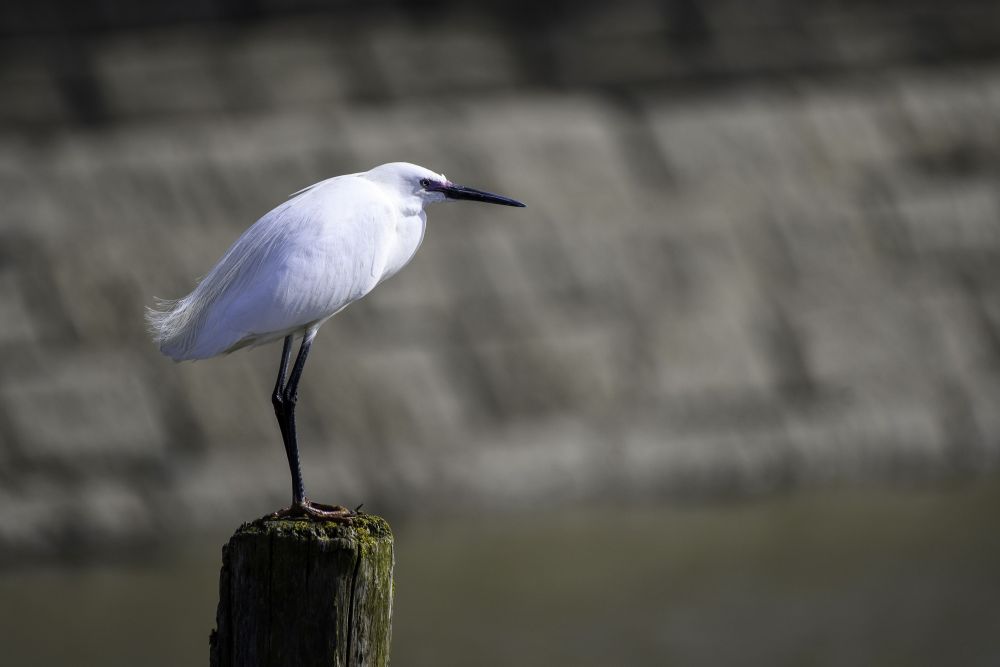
380,210,427,283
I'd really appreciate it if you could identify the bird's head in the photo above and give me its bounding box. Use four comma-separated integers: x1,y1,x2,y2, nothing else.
364,162,526,209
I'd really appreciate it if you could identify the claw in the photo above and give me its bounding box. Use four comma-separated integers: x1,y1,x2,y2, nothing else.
270,499,356,523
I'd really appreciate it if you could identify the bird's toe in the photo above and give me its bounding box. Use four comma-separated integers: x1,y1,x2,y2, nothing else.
269,500,356,523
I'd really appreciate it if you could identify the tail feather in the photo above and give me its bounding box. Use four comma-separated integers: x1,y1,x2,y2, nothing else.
147,192,307,360
146,295,204,361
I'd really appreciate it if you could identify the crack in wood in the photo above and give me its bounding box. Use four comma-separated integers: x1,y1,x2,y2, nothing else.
344,545,363,665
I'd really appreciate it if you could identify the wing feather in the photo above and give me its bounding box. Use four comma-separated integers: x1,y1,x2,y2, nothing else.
147,176,391,360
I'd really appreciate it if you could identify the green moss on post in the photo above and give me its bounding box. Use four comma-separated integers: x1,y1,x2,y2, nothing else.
210,514,394,667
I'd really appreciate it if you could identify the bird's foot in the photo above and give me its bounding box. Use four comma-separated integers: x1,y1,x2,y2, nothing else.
270,499,356,523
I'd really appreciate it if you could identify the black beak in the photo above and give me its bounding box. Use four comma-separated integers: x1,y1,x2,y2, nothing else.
433,182,526,207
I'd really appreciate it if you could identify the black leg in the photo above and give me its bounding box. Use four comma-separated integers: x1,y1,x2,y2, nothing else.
267,328,352,522
282,328,316,506
272,337,293,440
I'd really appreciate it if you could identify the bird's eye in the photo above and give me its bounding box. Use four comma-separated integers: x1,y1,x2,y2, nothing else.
419,178,430,189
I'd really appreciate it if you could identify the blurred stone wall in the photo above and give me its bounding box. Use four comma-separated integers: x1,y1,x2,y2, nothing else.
2,1,1000,561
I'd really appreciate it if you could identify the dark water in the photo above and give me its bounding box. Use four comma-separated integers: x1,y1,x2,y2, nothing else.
2,479,999,666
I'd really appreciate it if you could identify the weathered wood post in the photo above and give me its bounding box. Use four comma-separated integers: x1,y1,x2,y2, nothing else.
210,514,394,667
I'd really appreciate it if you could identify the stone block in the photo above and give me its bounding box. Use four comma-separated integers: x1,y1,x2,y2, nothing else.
791,292,944,390
306,344,468,451
94,29,229,117
644,93,823,189
0,350,168,463
0,55,67,125
0,271,40,346
168,346,275,449
892,179,1000,254
369,19,518,96
465,323,632,419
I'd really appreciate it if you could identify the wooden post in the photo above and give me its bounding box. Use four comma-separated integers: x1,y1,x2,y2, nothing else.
210,514,394,667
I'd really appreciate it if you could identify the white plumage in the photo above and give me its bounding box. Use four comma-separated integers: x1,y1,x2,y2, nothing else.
148,162,439,360
146,161,525,518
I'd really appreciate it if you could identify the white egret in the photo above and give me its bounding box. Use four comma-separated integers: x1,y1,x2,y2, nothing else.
147,162,525,520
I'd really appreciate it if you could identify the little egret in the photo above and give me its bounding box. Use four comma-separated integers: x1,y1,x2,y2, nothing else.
147,162,525,520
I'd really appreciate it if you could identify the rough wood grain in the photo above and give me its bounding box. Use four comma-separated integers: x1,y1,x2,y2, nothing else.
210,514,394,667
